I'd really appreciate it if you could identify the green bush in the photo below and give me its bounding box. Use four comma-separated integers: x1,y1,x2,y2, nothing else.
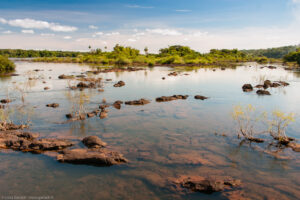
115,56,132,65
0,55,15,73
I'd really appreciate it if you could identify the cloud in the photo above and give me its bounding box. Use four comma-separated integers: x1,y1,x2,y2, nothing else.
128,38,137,42
292,0,300,3
0,18,7,24
21,29,34,34
175,10,191,12
2,30,12,34
126,5,154,9
105,32,120,36
146,28,182,36
64,36,72,39
89,25,98,29
41,33,55,37
0,18,77,32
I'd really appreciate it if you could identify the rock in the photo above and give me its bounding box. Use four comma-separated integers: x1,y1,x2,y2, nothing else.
106,79,112,81
288,143,300,152
125,99,150,105
77,82,95,89
168,72,178,76
82,136,107,148
271,82,281,88
242,84,253,92
113,81,125,87
46,103,59,108
0,99,11,104
57,148,128,166
263,80,272,89
194,95,209,100
100,111,108,119
255,84,264,89
58,74,74,79
162,77,165,80
248,137,264,143
29,138,74,151
44,87,50,90
99,104,110,110
267,66,276,69
156,95,189,102
87,112,95,118
0,122,28,131
66,113,73,119
221,67,226,70
113,101,123,109
173,176,241,194
278,81,289,86
256,90,271,95
98,89,104,92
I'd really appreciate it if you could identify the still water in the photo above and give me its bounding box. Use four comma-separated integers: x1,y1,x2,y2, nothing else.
0,61,299,200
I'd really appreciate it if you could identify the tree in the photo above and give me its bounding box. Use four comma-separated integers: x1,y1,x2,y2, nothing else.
144,47,148,55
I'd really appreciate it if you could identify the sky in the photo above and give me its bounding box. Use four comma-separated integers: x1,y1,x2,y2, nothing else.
0,0,300,52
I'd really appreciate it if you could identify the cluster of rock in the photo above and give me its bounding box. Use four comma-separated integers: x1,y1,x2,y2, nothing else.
125,99,150,105
242,80,289,95
0,130,128,166
168,72,178,76
171,175,241,194
156,95,189,102
0,99,11,104
58,74,75,79
113,81,125,87
46,103,59,108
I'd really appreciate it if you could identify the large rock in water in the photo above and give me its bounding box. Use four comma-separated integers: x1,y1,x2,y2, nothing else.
256,90,271,95
57,148,128,166
82,136,107,148
125,99,150,105
194,95,209,100
156,95,189,102
242,84,253,92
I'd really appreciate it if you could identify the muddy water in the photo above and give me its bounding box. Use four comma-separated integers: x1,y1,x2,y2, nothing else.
0,62,300,200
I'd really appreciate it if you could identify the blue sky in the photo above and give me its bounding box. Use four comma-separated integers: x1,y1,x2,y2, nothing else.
0,0,299,52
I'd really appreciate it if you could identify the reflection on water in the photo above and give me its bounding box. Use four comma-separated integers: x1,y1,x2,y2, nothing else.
0,62,300,200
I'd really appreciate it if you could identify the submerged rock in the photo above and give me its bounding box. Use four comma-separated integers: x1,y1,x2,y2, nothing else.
44,87,50,90
288,143,300,152
156,95,189,102
0,99,11,104
256,90,271,95
125,99,150,105
113,100,123,109
57,148,128,166
242,84,253,92
82,136,107,148
172,175,241,194
46,103,59,108
194,95,209,100
77,82,96,89
113,81,125,87
99,111,108,119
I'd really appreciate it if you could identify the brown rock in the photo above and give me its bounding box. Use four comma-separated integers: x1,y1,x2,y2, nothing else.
113,101,123,109
58,74,74,79
82,136,107,148
46,103,59,108
256,90,271,95
0,99,11,104
242,84,253,92
57,148,128,166
113,81,125,87
125,99,150,105
156,95,189,102
100,111,108,119
194,95,209,100
44,87,50,90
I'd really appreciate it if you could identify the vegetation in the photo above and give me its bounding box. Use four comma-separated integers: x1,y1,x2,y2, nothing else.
242,45,300,59
232,105,295,143
283,49,300,65
0,55,15,73
9,44,266,67
0,49,82,58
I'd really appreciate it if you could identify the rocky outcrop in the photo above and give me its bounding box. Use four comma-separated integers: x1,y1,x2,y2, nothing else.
156,95,188,102
113,81,125,87
256,90,271,95
76,82,96,89
57,148,128,166
0,131,74,153
0,99,11,104
46,103,59,108
194,95,209,100
125,99,150,105
58,74,74,79
242,84,253,92
172,175,241,194
0,122,28,131
82,136,107,148
113,101,123,109
168,72,178,76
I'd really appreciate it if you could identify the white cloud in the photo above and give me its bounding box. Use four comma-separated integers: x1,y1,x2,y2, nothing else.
0,18,7,24
21,29,34,34
175,10,191,12
89,25,98,29
126,5,154,9
105,32,120,36
146,28,182,36
41,33,55,37
0,18,77,32
292,0,300,3
2,30,12,34
64,36,72,39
